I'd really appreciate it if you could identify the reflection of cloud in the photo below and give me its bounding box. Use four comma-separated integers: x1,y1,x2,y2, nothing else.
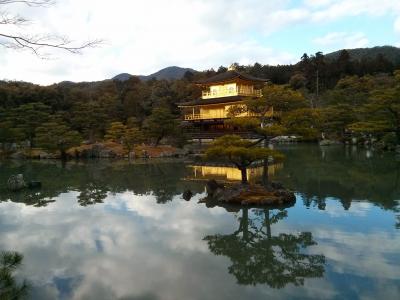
316,199,373,217
0,190,399,299
312,229,400,280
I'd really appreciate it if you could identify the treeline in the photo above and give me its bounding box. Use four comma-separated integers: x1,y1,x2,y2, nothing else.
206,50,400,148
0,48,399,155
0,76,204,155
207,49,398,90
228,71,400,149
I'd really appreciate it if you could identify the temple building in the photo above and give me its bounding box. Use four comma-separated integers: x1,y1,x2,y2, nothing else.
179,68,269,137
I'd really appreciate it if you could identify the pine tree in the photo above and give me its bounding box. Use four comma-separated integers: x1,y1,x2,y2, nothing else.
35,119,82,159
143,107,179,146
206,135,284,184
104,122,127,143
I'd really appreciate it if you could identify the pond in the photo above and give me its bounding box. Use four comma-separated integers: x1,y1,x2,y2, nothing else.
0,145,399,300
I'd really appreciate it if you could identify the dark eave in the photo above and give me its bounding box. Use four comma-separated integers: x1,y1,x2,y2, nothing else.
195,70,268,85
179,95,251,107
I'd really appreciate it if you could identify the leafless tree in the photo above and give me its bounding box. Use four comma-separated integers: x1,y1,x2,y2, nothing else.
0,0,102,56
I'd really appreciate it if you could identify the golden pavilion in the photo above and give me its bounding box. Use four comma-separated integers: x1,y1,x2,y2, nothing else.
179,68,268,136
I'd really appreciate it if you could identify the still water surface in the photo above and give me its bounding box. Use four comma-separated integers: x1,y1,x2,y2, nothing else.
0,145,399,300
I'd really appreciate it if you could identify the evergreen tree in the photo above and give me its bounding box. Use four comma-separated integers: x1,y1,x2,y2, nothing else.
206,135,284,184
104,122,127,143
143,107,179,146
70,101,109,142
124,127,144,152
35,119,82,159
0,251,29,299
11,102,52,146
349,71,400,144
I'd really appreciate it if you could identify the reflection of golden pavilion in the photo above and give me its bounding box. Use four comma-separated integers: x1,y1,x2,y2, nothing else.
186,164,283,183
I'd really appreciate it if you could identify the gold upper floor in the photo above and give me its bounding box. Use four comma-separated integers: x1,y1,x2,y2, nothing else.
202,83,262,99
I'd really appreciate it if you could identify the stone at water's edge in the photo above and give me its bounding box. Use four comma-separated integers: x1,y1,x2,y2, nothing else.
182,190,193,201
201,179,296,206
7,174,27,191
27,181,42,189
6,175,42,191
319,139,341,146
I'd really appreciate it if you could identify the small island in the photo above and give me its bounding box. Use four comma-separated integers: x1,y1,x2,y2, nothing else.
198,135,295,207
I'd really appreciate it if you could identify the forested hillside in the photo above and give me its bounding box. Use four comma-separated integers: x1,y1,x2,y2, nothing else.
1,47,400,157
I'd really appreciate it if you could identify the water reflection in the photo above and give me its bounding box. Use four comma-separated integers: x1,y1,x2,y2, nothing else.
77,183,108,207
0,160,203,207
204,206,325,288
275,145,400,212
0,146,399,299
185,164,283,183
1,145,399,215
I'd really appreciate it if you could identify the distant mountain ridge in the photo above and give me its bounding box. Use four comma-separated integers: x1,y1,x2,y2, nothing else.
325,46,400,64
112,73,133,82
109,46,400,84
112,66,197,82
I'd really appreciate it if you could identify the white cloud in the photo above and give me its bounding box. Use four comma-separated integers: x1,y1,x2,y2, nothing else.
313,32,369,50
0,0,297,84
310,0,400,22
303,0,338,8
395,16,400,34
0,0,399,84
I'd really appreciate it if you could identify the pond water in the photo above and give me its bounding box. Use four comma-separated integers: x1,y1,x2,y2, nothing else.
0,145,399,300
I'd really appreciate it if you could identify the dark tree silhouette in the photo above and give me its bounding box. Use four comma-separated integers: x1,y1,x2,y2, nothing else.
204,208,325,288
77,182,108,206
0,251,29,299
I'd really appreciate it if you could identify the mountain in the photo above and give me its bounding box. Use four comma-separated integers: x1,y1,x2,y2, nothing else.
112,66,197,82
325,46,400,65
139,66,197,81
112,73,134,81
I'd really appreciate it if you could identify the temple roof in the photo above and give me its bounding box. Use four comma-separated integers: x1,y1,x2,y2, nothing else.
195,70,268,85
179,96,246,107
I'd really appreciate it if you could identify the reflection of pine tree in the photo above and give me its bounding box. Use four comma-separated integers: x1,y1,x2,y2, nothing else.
0,161,201,207
77,183,108,206
1,189,55,208
152,164,180,204
278,145,400,211
0,251,29,299
302,195,326,210
204,208,325,288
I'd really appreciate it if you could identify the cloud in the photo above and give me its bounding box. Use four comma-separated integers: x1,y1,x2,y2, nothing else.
303,0,337,8
309,0,400,22
0,0,399,84
313,32,369,50
0,0,298,84
395,16,400,34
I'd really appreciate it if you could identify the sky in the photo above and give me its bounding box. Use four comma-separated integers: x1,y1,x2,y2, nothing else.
1,0,400,85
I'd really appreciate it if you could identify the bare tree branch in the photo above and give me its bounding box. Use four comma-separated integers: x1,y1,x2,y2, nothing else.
0,33,103,56
0,12,29,25
0,0,54,7
0,0,102,56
